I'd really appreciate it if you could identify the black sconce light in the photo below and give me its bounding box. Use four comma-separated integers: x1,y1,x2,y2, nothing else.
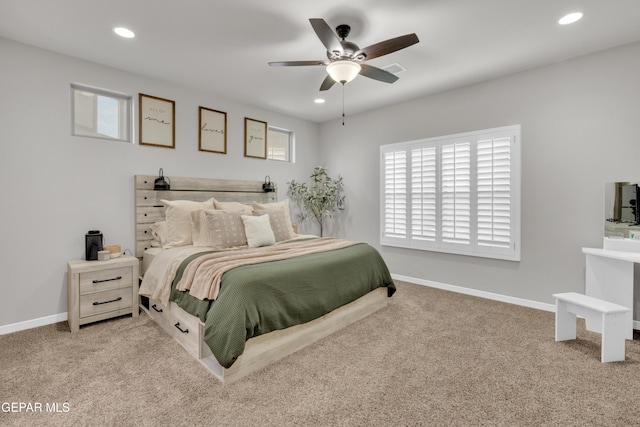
263,176,275,192
154,168,171,191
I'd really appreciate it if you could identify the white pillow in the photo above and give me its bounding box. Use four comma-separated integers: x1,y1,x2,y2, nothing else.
251,199,295,236
241,214,275,248
213,200,253,214
149,221,168,247
162,198,214,248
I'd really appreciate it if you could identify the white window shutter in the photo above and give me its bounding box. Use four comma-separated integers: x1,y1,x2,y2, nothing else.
383,150,407,240
477,137,512,248
411,147,437,241
441,142,471,245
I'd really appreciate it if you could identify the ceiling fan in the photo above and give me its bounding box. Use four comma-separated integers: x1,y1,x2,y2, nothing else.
269,18,419,91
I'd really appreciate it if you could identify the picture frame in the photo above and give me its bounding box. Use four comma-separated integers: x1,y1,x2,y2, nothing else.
244,117,267,159
199,107,227,154
139,93,175,148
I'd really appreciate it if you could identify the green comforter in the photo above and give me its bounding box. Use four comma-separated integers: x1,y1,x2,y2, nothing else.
170,242,395,368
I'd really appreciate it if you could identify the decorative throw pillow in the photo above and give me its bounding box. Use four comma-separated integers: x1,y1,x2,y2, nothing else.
251,199,295,236
253,209,296,242
162,198,215,247
149,221,168,247
202,210,248,249
241,214,276,248
213,200,253,214
190,210,210,247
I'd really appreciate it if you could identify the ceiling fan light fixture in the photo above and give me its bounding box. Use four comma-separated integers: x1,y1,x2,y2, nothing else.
327,60,361,84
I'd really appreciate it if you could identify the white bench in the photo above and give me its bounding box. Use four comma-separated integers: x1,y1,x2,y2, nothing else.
553,292,631,363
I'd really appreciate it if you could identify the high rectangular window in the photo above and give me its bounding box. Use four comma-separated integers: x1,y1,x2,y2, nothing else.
380,125,521,261
71,84,132,142
267,126,293,162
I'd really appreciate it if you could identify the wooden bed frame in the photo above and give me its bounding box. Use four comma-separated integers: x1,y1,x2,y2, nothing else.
135,174,389,384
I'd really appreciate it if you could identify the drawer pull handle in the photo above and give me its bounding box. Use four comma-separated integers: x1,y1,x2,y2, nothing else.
174,322,189,334
93,296,122,306
92,276,122,284
151,304,163,313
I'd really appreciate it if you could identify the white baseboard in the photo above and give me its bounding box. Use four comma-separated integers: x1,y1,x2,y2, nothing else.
0,312,67,336
394,275,640,331
392,273,556,313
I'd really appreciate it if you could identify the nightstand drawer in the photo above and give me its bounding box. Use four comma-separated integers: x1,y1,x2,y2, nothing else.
79,287,133,318
79,267,133,294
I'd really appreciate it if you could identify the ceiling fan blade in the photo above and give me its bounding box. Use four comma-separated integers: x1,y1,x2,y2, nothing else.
319,74,336,91
309,18,344,56
268,60,328,67
359,64,399,83
354,33,419,61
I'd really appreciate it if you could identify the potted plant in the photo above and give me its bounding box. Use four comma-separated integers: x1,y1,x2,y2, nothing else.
288,166,345,237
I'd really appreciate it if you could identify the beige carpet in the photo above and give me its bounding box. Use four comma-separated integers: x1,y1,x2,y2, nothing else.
1,281,639,426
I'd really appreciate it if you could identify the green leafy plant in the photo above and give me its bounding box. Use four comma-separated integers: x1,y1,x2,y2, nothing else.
288,166,345,237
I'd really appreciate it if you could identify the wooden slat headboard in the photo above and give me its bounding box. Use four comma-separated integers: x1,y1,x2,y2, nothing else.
134,175,277,257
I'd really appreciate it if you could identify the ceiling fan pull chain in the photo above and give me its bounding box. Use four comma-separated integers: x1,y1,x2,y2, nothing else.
342,84,346,126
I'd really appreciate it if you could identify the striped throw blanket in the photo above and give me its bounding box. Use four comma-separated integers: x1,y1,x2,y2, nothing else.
175,237,359,301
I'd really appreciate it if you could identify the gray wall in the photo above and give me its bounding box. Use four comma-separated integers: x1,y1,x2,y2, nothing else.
320,41,640,306
0,38,320,329
2,35,640,330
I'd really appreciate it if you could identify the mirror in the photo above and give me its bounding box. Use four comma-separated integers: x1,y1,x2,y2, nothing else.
605,181,640,238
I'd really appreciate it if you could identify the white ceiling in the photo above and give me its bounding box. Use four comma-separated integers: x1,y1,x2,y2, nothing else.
2,0,640,123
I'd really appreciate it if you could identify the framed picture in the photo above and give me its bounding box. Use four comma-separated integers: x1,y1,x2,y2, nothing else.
199,107,227,154
139,93,175,148
244,117,267,159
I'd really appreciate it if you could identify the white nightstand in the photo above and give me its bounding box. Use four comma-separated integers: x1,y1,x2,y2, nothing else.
67,255,139,332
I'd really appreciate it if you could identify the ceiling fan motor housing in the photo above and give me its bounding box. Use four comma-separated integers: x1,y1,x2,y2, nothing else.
326,25,363,61
327,40,361,61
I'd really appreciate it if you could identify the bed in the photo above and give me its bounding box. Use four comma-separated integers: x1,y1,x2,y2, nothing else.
135,175,395,384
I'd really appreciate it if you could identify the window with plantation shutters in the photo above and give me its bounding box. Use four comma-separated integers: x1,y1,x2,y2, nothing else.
380,125,520,261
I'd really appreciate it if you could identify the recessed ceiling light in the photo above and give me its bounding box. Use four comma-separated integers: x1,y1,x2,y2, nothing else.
314,98,325,104
113,27,135,38
559,12,583,25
